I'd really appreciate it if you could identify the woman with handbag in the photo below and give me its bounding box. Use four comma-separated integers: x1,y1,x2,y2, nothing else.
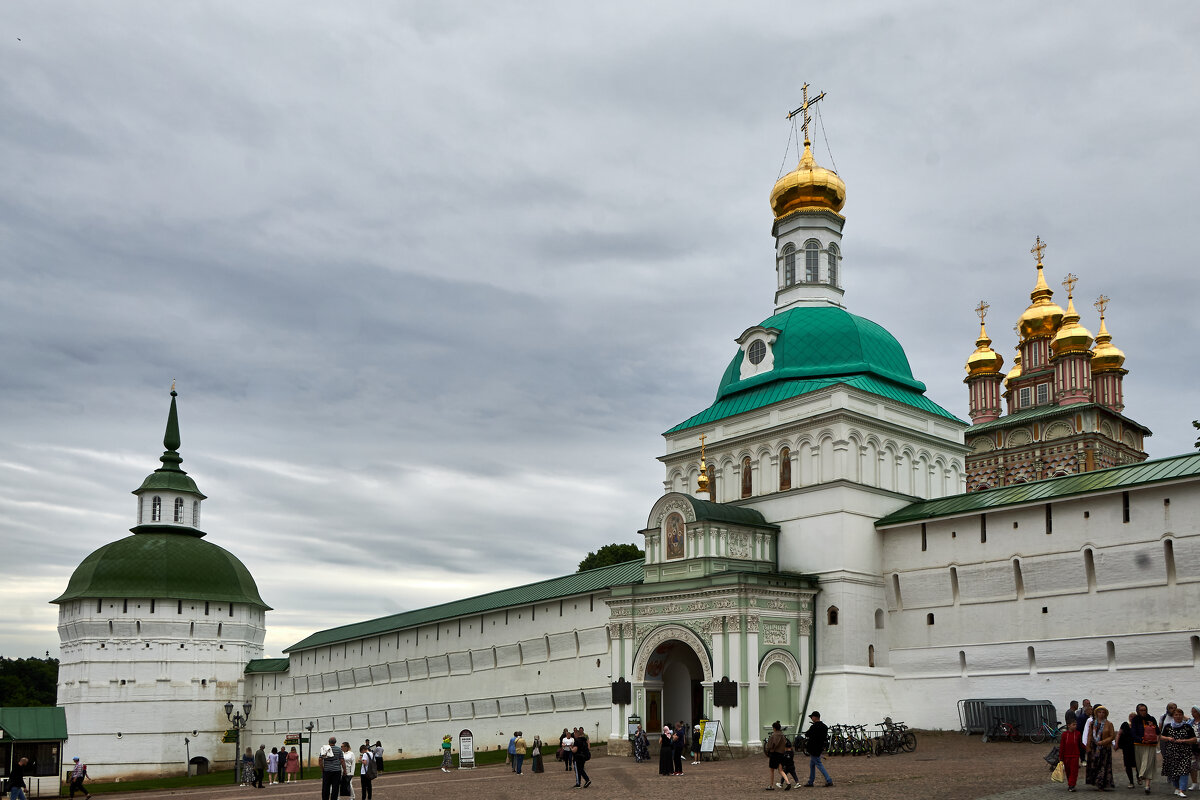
1133,703,1160,793
1161,707,1197,797
1084,705,1116,791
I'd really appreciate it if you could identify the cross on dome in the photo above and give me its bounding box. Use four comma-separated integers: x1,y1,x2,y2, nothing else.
1062,272,1078,297
1030,236,1047,265
975,300,990,322
787,83,826,145
1094,294,1110,316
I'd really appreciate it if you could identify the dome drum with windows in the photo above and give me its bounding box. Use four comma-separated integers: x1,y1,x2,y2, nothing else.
52,389,268,610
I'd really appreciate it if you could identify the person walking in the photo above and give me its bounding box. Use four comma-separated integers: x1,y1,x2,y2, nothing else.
241,748,255,786
1085,706,1116,790
339,743,356,800
691,724,703,765
803,711,833,788
358,745,375,800
268,748,279,786
531,735,544,773
277,745,288,784
1133,703,1161,794
1060,716,1084,791
572,729,591,788
319,737,344,800
286,747,300,782
514,732,527,775
253,744,267,789
373,742,384,773
440,735,453,773
671,723,685,775
68,757,92,799
1161,707,1197,797
1189,708,1200,791
764,720,793,790
1116,715,1138,789
8,757,29,800
633,725,649,763
561,729,574,772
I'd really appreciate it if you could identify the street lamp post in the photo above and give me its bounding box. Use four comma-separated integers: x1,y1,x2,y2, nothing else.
224,700,252,785
302,722,315,779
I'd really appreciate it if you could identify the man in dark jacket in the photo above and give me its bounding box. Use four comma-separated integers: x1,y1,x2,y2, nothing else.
803,712,833,787
253,744,267,788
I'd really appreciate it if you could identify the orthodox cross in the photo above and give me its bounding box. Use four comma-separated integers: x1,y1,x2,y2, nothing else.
975,300,990,322
1094,294,1110,316
1062,272,1078,296
698,434,707,462
1030,236,1047,265
787,83,826,144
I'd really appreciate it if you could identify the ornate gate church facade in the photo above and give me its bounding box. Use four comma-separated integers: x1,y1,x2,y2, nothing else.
55,112,1200,777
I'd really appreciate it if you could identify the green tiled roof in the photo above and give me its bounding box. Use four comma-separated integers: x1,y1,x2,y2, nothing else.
687,496,777,528
666,306,963,434
876,452,1200,527
52,531,269,609
967,402,1153,435
0,706,68,741
666,374,963,434
245,658,290,674
718,306,925,398
285,560,645,653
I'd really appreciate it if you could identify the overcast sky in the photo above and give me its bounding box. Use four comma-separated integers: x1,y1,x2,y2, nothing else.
2,1,1198,660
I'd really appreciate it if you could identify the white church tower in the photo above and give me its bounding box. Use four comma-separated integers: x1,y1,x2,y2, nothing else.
53,389,269,779
656,89,969,724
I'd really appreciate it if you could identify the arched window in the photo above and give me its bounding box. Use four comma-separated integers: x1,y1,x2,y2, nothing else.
173,497,184,522
741,456,753,498
779,447,792,491
804,240,820,282
827,606,839,626
827,243,839,286
151,496,162,522
782,243,796,286
874,608,885,629
192,500,200,526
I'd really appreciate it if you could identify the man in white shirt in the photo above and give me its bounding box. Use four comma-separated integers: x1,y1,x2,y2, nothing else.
561,732,575,772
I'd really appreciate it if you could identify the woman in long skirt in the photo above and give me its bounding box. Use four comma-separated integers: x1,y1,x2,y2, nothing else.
658,727,673,776
633,726,650,763
440,735,453,773
241,748,255,786
1085,706,1116,790
1161,708,1198,796
531,736,544,773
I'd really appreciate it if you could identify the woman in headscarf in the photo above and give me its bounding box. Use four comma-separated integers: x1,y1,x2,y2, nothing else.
1085,705,1116,791
1132,702,1160,794
658,726,673,776
632,725,649,763
1161,707,1198,797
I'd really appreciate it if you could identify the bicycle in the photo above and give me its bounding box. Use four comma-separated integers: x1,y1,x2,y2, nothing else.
982,716,1021,743
1027,719,1066,745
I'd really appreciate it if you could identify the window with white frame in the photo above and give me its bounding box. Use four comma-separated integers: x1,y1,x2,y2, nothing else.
1019,386,1031,407
827,243,839,286
1036,383,1049,404
782,243,795,286
804,240,820,282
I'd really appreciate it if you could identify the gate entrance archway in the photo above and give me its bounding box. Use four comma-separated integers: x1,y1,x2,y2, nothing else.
633,625,713,731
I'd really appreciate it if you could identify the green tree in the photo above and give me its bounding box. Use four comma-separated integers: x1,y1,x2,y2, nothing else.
0,655,60,706
578,543,644,572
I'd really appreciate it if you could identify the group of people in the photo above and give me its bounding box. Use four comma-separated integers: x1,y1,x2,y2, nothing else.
317,738,384,800
764,711,833,790
501,731,545,774
1057,699,1200,796
240,743,302,787
556,727,593,787
649,721,702,776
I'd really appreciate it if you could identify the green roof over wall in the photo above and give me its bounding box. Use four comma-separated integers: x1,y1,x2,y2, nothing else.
52,532,269,608
676,495,777,528
876,452,1200,527
285,560,644,653
244,658,290,674
667,306,962,434
0,707,68,741
966,402,1152,435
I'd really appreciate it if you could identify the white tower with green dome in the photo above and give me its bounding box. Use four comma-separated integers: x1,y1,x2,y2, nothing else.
53,390,270,779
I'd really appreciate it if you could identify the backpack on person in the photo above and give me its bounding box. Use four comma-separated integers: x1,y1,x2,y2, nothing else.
365,755,378,780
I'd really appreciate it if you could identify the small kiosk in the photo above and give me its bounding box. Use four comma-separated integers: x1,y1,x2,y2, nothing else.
0,707,68,798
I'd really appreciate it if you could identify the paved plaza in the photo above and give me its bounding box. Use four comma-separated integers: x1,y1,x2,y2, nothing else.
86,733,1185,800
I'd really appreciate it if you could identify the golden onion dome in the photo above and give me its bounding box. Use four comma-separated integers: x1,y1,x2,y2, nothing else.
1003,351,1023,389
965,321,1005,376
1091,313,1126,372
1052,295,1094,355
770,140,846,218
1018,264,1065,340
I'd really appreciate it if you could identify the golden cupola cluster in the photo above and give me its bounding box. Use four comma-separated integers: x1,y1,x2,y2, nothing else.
964,301,1004,376
770,140,847,219
1091,296,1126,372
1051,276,1094,356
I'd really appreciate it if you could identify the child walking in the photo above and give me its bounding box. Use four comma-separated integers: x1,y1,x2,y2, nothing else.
1059,717,1084,791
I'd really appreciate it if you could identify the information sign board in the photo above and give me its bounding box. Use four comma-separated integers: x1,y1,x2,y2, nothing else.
699,719,721,753
458,729,475,769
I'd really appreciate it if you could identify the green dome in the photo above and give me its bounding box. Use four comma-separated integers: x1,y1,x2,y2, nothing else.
715,306,925,400
52,530,269,608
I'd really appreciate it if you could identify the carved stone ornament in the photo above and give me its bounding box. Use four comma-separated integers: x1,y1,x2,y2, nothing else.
757,649,803,683
761,623,788,646
747,615,760,633
653,496,694,530
797,615,813,635
727,532,751,559
726,615,741,634
633,624,713,683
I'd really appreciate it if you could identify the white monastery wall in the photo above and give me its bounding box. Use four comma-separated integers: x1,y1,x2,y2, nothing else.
246,591,618,756
879,479,1200,729
57,598,264,778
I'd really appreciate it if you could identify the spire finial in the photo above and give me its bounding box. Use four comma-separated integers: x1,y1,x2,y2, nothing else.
695,434,710,497
1094,294,1110,318
160,384,183,471
787,83,826,146
1031,235,1047,266
975,300,990,323
1062,273,1078,298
